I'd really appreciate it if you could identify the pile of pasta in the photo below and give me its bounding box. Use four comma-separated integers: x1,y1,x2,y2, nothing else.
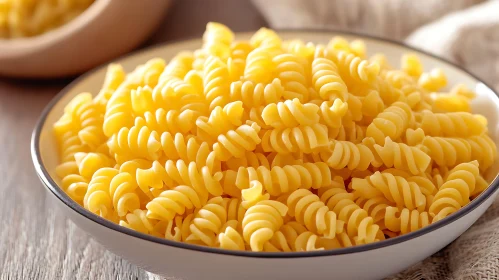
0,0,94,38
54,22,498,252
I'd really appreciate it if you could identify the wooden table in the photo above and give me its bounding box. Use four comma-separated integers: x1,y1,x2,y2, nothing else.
0,1,265,279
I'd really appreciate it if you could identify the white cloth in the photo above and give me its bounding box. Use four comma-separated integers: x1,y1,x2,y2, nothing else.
406,0,499,90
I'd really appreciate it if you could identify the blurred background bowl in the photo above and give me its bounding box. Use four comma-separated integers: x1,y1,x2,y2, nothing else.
0,0,172,78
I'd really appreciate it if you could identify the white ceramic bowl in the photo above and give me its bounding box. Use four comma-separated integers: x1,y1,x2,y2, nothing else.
0,0,171,78
31,31,499,280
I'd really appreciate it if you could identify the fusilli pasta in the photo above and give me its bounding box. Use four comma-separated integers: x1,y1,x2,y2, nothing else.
53,23,497,252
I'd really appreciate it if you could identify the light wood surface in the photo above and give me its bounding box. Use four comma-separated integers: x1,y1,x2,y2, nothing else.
0,1,265,279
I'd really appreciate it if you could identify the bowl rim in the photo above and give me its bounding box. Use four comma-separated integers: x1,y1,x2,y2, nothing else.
31,28,499,258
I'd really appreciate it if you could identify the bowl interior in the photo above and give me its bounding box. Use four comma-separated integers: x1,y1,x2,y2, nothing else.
35,30,499,255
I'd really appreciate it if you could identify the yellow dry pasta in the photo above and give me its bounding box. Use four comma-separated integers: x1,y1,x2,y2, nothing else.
0,0,94,38
53,22,497,252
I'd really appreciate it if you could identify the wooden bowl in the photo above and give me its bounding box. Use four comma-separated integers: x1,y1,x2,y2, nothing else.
0,0,171,78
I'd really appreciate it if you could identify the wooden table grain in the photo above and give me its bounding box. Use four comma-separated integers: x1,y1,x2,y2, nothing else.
0,1,265,279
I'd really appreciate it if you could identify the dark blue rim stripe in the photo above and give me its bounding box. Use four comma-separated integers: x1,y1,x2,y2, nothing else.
31,28,499,258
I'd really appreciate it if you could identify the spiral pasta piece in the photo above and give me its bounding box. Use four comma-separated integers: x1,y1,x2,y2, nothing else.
203,56,232,110
213,122,262,161
60,173,88,205
103,83,137,137
244,47,275,84
186,197,227,246
67,93,106,148
430,161,480,221
333,50,380,83
146,185,206,221
418,68,447,92
137,80,207,116
129,58,166,88
160,132,219,172
134,108,198,136
319,186,383,244
351,171,427,211
84,168,119,221
262,98,320,128
242,200,288,251
119,209,164,236
318,140,374,171
230,78,284,108
415,110,487,137
366,101,413,145
218,225,245,250
235,162,331,196
196,101,244,143
287,189,344,238
57,132,89,164
137,160,222,198
107,123,161,163
74,152,114,179
260,123,329,154
431,93,472,113
202,22,234,60
373,137,432,175
354,196,391,226
385,207,431,234
467,135,497,171
311,58,348,101
401,53,423,77
422,136,472,167
108,172,141,217
272,53,310,101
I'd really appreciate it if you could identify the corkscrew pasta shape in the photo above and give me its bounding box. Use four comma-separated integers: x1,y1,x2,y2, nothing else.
262,98,320,128
366,101,413,145
235,162,332,196
351,172,427,211
311,58,348,101
242,200,288,251
287,189,344,238
260,123,329,154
